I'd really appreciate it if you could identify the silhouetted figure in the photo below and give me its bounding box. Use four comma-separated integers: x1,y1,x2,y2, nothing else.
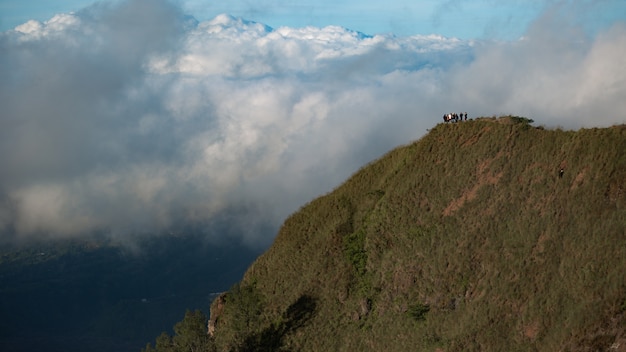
559,168,564,178
464,112,467,121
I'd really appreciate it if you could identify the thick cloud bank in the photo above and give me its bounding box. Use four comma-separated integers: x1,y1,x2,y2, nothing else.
1,0,624,246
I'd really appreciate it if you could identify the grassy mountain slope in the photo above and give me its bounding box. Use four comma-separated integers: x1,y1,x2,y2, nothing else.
209,117,626,351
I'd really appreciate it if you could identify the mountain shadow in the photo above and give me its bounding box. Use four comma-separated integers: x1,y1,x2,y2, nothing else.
236,294,317,352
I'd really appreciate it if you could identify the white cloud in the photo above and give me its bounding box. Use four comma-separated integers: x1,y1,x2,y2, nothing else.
0,0,624,246
14,13,81,41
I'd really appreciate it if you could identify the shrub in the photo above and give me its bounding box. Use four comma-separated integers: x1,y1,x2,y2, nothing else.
407,303,430,321
344,229,368,276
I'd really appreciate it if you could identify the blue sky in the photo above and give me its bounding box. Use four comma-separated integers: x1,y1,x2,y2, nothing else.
2,0,622,39
1,0,625,245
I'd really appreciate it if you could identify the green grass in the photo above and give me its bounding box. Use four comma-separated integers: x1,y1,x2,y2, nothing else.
159,118,626,351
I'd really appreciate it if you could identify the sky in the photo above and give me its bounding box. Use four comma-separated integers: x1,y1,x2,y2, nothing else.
1,0,539,38
2,0,624,38
1,0,625,247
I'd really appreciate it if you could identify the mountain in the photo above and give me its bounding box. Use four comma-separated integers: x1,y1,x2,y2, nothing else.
150,116,626,351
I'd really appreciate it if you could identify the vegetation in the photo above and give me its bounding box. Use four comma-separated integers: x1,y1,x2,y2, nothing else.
407,303,430,322
142,310,215,352
149,117,626,351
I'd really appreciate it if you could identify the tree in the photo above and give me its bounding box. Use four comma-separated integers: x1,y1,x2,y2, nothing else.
214,283,265,350
172,310,212,352
228,283,264,339
142,310,216,352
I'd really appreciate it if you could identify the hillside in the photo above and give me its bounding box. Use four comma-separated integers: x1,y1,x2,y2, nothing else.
149,117,626,351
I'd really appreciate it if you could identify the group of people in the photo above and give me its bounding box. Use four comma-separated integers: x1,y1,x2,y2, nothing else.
443,112,468,123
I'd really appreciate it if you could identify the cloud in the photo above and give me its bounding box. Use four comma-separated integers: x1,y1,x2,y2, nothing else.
0,0,624,246
444,4,626,126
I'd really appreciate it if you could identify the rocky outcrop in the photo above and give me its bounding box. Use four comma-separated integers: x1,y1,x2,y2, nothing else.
208,293,227,337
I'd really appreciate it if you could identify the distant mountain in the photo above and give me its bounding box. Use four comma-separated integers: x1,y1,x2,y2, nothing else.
149,116,626,351
0,235,262,352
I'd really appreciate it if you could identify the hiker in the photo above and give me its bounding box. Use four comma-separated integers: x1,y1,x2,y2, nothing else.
559,168,564,178
442,112,471,123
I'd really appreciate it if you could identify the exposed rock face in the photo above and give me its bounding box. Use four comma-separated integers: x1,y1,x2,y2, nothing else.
208,293,227,337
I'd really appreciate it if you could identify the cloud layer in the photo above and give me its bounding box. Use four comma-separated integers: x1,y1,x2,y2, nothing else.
1,0,624,246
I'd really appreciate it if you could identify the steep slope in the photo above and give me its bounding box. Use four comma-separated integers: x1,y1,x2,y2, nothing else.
210,117,626,351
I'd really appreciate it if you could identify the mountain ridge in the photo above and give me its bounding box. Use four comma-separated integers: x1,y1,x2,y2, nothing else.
149,116,626,351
